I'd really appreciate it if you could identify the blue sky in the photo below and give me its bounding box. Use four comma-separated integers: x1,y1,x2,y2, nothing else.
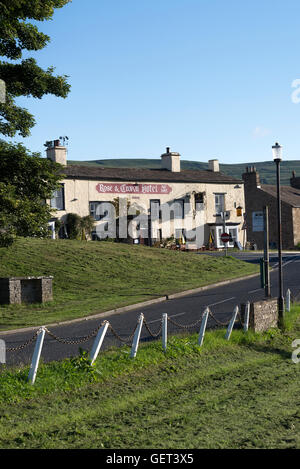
10,0,300,164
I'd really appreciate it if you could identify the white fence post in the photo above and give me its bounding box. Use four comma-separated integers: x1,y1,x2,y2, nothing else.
225,306,239,341
130,314,144,358
162,313,168,352
286,289,291,312
244,301,250,332
0,339,5,364
89,321,109,365
198,308,209,346
28,327,46,385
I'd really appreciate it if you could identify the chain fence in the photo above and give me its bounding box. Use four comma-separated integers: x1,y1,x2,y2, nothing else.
1,287,298,383
2,305,245,354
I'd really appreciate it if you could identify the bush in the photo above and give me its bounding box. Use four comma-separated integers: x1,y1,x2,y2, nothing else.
66,213,95,240
0,229,15,247
66,213,81,239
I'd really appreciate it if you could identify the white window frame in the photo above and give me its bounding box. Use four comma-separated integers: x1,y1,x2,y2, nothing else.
215,193,225,215
215,226,238,248
50,185,65,210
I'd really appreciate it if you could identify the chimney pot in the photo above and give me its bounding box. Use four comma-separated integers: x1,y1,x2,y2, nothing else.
161,149,181,172
46,138,67,166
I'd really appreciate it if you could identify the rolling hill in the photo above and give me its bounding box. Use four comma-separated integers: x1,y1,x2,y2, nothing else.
67,158,300,186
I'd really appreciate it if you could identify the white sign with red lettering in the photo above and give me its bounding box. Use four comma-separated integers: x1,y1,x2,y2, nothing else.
96,183,172,195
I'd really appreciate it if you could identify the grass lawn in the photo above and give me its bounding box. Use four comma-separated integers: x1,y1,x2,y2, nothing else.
0,238,258,330
0,306,299,449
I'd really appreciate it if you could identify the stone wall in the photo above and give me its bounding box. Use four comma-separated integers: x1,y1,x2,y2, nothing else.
292,207,300,246
0,278,21,304
242,169,295,249
0,277,53,305
241,298,278,332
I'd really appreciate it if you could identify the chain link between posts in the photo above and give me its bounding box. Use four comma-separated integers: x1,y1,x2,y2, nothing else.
4,288,298,353
2,311,242,352
143,317,162,338
5,331,39,352
43,322,106,345
107,322,138,344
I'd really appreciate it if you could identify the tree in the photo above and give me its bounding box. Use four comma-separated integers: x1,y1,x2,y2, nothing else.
0,140,63,246
0,0,71,137
0,1,71,246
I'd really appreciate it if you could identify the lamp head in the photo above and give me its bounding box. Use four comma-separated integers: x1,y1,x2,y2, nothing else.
272,142,283,161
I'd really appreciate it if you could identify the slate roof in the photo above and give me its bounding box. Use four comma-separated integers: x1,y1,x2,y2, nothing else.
63,165,243,185
260,184,300,207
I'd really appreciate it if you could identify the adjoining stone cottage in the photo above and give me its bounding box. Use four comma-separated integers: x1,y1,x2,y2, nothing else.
242,167,300,249
46,139,246,249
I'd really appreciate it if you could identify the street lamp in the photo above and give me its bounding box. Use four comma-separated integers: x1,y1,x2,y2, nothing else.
272,142,284,328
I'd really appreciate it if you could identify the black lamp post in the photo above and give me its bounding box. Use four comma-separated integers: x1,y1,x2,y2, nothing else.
272,142,284,328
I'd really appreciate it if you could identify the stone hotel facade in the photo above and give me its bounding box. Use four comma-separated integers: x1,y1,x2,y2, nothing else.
46,140,246,249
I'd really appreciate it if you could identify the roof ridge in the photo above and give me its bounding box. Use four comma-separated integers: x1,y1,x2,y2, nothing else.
63,164,243,184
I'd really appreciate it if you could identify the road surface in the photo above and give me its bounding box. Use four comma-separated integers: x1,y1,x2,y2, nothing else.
1,252,300,366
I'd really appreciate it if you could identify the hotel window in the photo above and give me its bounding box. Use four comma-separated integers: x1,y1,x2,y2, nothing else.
215,193,225,215
50,185,65,210
174,199,185,219
150,199,161,220
89,201,111,221
195,192,204,210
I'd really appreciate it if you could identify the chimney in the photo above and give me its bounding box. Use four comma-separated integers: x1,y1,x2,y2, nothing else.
46,139,67,166
161,147,181,172
290,171,300,189
242,166,260,188
208,159,219,172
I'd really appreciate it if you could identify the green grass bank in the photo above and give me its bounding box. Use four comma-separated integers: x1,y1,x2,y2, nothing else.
0,238,258,330
0,306,299,449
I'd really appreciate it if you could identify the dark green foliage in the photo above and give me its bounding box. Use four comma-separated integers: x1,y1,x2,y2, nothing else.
0,2,71,244
79,215,95,240
65,213,81,239
0,140,63,245
66,213,95,240
0,0,71,137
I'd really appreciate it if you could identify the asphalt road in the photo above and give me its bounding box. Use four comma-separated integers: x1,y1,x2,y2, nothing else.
2,252,300,366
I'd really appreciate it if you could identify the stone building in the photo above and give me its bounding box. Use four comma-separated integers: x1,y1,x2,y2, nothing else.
242,167,300,249
47,140,246,249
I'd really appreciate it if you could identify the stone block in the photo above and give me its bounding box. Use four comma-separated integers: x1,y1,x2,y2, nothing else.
0,277,53,305
241,298,278,332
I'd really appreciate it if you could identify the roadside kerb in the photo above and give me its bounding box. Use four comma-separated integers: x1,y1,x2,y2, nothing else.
0,271,260,337
166,272,259,300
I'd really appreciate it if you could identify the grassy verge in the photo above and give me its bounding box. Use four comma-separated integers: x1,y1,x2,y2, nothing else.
0,305,299,449
0,238,258,330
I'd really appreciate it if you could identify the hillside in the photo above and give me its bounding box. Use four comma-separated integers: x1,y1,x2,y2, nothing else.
0,238,258,330
68,158,300,186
